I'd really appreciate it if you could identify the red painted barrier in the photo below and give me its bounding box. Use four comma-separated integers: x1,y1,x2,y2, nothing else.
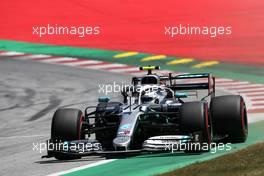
0,0,263,65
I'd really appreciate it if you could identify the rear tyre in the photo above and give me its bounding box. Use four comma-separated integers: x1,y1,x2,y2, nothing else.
210,95,248,143
180,102,212,152
51,108,84,160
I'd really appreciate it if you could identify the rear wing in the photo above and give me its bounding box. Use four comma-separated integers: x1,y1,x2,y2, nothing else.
166,73,215,97
131,66,215,97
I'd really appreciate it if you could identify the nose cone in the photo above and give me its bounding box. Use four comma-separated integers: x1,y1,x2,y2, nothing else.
113,136,131,150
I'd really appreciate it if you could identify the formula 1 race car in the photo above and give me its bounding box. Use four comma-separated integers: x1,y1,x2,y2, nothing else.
43,66,248,160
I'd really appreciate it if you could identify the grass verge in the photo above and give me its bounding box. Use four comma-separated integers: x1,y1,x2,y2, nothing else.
160,141,264,176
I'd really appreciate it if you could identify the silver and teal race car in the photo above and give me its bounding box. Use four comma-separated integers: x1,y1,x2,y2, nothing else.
43,66,248,160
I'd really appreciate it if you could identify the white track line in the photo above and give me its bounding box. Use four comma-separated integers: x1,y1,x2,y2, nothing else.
0,51,25,56
39,57,78,63
61,60,102,66
156,70,173,75
20,54,52,59
82,63,127,69
99,63,128,69
252,100,264,104
242,92,264,96
128,72,146,76
109,67,138,72
237,88,264,92
248,96,264,100
47,159,116,176
249,108,264,111
217,81,250,87
225,84,263,89
215,78,234,82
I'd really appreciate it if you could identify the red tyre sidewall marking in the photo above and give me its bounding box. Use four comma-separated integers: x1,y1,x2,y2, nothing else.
204,103,211,144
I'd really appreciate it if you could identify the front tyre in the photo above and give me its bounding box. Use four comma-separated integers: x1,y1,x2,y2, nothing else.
51,108,84,160
180,102,212,152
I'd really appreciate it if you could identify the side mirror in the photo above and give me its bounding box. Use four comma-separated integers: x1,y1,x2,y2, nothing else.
175,92,188,98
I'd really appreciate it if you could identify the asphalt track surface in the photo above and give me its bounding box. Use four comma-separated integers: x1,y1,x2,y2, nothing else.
0,56,262,176
0,56,128,176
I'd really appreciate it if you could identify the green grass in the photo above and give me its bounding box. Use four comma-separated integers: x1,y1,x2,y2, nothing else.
159,142,264,176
